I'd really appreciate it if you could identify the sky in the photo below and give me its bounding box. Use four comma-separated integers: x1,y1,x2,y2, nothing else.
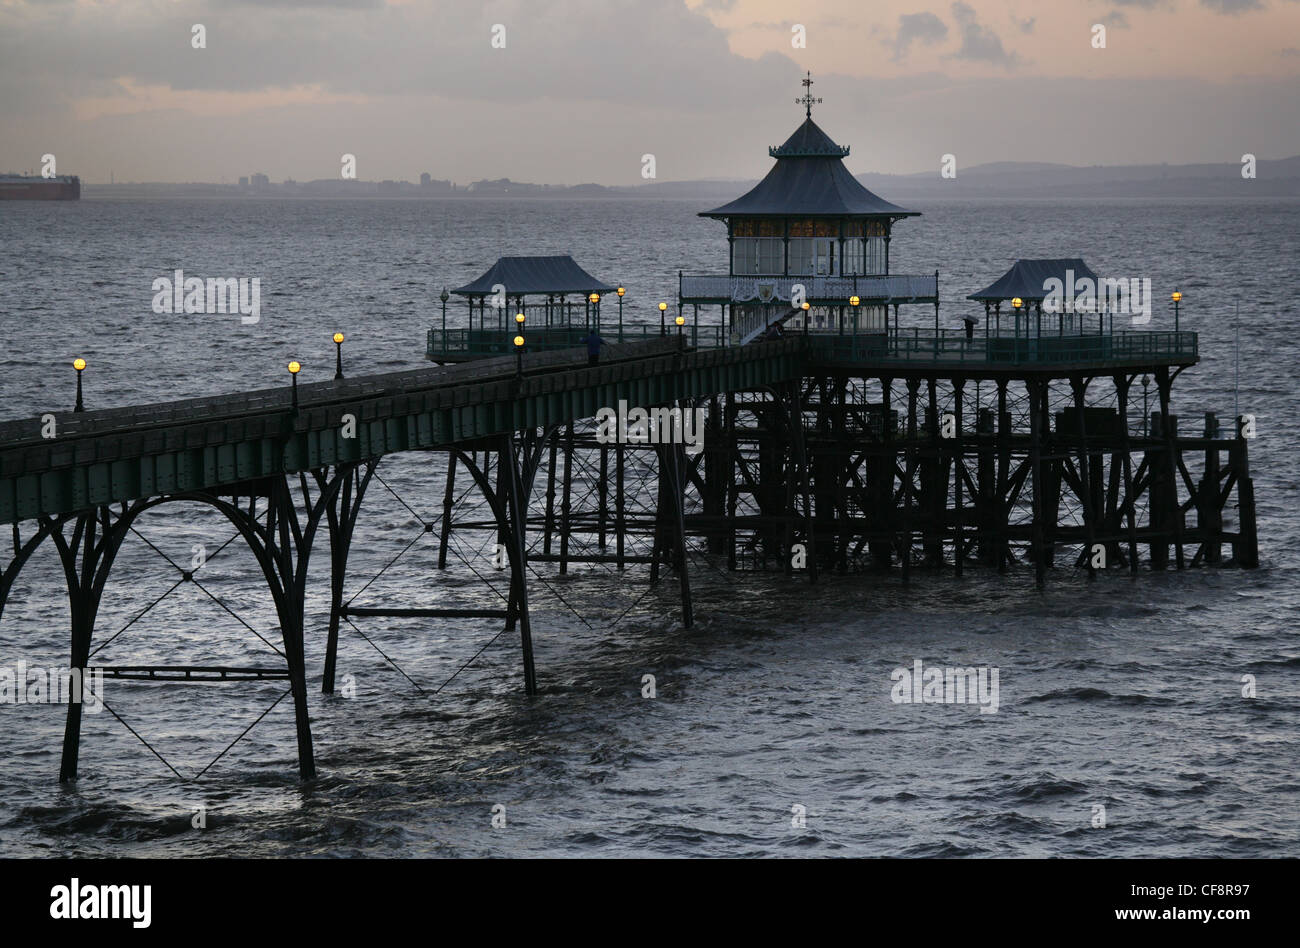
1,0,1298,184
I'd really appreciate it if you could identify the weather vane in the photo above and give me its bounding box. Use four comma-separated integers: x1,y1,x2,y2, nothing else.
795,71,821,119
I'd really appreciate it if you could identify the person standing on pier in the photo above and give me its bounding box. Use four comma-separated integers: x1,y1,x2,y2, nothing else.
963,314,979,344
581,329,604,366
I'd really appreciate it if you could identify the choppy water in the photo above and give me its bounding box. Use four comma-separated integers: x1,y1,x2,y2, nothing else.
0,197,1297,857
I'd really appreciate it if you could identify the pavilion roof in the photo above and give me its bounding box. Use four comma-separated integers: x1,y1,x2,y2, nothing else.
700,118,918,220
968,259,1101,303
452,255,616,297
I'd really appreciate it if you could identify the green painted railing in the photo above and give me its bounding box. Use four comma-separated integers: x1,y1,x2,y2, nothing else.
428,324,727,359
805,329,1199,366
430,322,1198,368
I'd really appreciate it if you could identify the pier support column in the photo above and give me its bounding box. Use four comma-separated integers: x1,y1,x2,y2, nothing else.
615,442,627,569
543,441,558,556
1197,413,1222,567
456,437,538,695
651,421,694,628
1027,378,1048,588
322,461,378,694
975,405,997,568
559,421,575,575
870,377,895,569
952,378,966,576
833,379,851,572
1071,377,1099,578
725,391,739,571
703,396,726,555
438,452,457,569
1232,416,1259,568
995,380,1012,573
1041,383,1062,570
43,506,142,782
900,378,921,582
922,378,944,567
1155,367,1186,568
791,384,818,585
1116,375,1140,575
598,445,609,551
265,476,324,780
499,434,538,694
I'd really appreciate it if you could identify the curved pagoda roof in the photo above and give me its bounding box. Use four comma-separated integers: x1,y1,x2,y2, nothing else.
701,117,919,220
968,259,1100,303
452,255,615,297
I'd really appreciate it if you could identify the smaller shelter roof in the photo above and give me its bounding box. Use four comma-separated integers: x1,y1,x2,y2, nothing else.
968,259,1100,303
452,255,616,297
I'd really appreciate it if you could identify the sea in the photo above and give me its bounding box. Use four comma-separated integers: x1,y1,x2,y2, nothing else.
0,196,1296,857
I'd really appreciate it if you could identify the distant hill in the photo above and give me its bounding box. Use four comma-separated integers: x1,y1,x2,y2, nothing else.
618,156,1300,201
851,156,1300,199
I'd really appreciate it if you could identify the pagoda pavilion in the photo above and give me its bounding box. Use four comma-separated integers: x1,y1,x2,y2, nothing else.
679,73,939,344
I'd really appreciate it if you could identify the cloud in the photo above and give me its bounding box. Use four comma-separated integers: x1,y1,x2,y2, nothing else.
1,0,1298,185
1106,10,1131,28
950,2,1019,66
0,0,790,111
1017,17,1037,34
892,12,949,61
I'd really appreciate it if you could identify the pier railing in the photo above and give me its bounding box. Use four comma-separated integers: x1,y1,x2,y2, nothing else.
428,324,726,360
806,329,1198,367
678,272,939,303
429,320,1198,368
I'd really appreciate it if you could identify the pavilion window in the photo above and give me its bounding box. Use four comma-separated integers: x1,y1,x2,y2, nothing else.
842,239,865,276
732,237,784,275
788,238,813,275
789,237,835,275
865,237,886,275
818,240,834,275
733,239,755,274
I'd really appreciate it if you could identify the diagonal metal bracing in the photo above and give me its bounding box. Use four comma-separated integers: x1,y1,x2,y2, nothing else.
2,474,348,782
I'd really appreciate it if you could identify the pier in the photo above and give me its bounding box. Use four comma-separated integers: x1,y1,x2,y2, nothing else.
0,78,1258,783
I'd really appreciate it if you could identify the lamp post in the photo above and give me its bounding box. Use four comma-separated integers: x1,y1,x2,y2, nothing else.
333,332,345,379
440,287,449,341
515,311,525,350
1011,297,1023,357
589,293,600,333
514,334,524,378
659,301,668,335
72,358,86,412
802,301,811,335
288,360,301,410
675,314,685,341
616,286,625,339
1171,290,1182,333
849,295,860,347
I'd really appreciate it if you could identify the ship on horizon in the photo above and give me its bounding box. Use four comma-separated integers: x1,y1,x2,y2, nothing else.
0,173,81,200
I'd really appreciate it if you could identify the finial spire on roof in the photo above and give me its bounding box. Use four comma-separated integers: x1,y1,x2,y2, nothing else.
795,71,821,119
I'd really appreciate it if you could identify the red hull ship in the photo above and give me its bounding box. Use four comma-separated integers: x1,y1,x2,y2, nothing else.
0,174,81,200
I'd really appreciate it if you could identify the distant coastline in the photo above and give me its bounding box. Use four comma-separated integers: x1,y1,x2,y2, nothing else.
71,154,1300,201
